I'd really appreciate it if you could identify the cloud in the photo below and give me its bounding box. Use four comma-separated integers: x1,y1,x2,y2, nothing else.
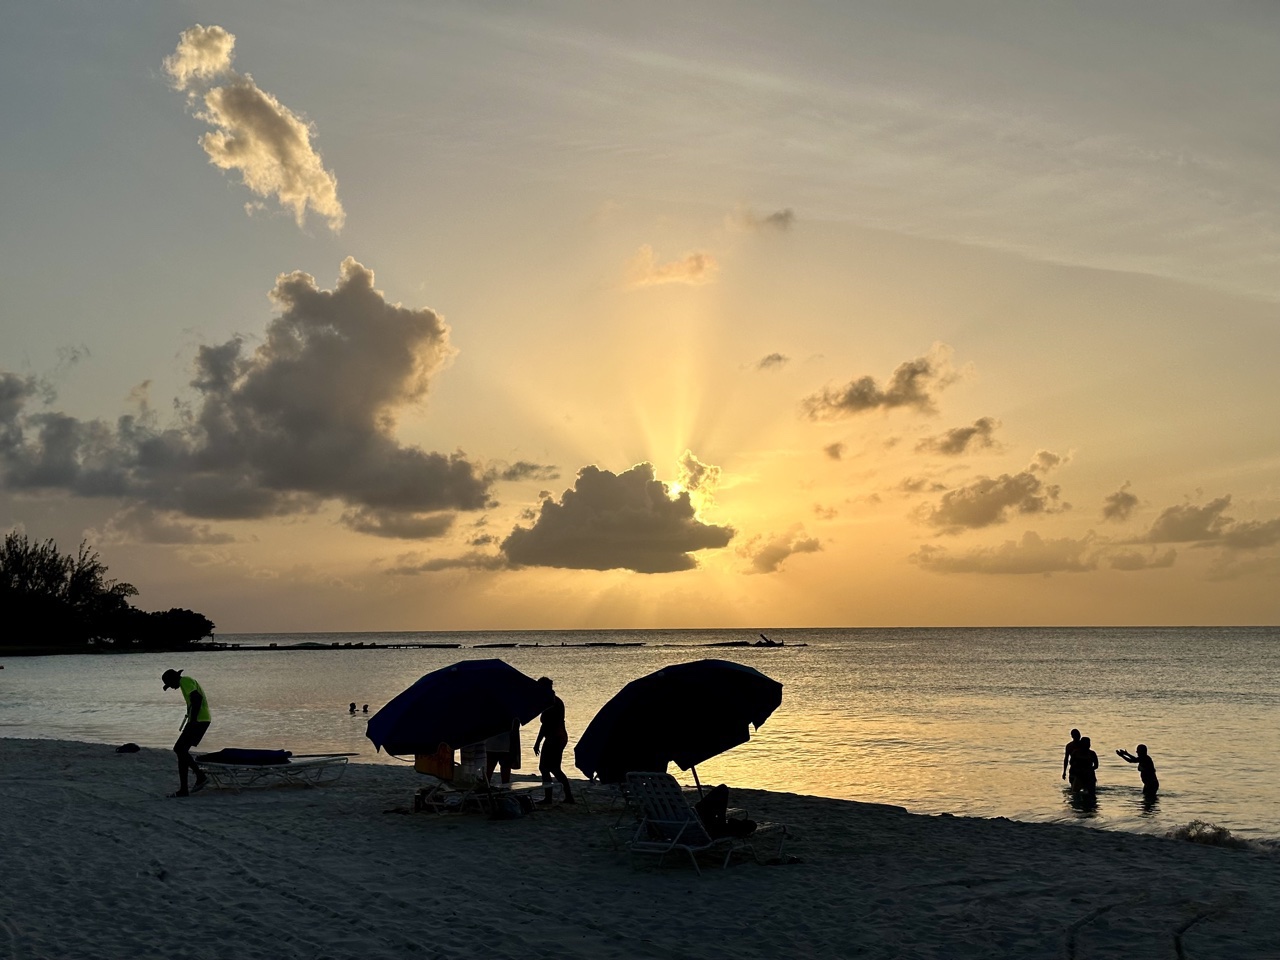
823,442,846,461
1107,548,1177,571
385,551,507,574
626,245,718,287
340,508,455,540
0,259,493,537
755,353,789,371
97,505,236,545
922,468,1068,533
915,416,1000,456
900,476,947,494
739,527,821,574
675,449,722,498
1102,482,1139,522
1219,518,1280,550
490,461,560,483
800,346,958,420
734,208,796,231
1142,496,1233,543
1028,449,1066,474
911,532,1097,575
500,462,734,573
165,25,345,232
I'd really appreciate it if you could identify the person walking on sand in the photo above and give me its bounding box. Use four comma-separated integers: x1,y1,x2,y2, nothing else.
1062,728,1083,786
533,677,574,805
162,669,210,798
1116,744,1159,795
1069,735,1099,794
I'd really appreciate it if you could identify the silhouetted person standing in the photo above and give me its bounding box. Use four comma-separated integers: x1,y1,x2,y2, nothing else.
533,677,574,804
1117,744,1159,794
162,669,210,798
1062,728,1082,786
1069,735,1099,794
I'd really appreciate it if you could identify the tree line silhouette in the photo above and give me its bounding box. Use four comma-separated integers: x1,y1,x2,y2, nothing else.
1,533,214,653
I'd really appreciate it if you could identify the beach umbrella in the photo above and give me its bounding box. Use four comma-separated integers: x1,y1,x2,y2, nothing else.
574,659,782,785
365,659,550,756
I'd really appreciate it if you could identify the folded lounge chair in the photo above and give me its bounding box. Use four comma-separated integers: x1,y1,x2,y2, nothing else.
625,771,786,875
196,748,349,790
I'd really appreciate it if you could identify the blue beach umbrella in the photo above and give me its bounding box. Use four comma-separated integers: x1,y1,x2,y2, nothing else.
366,659,550,756
574,659,783,784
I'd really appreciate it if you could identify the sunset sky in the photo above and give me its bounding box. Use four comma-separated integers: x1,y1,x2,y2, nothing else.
3,1,1278,631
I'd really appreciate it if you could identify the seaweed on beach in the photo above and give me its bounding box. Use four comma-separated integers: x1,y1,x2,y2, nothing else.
1166,820,1250,850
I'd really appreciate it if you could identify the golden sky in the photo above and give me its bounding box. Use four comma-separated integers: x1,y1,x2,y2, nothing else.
2,3,1278,630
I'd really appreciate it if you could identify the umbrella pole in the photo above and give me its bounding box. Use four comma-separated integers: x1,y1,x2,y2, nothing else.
691,765,704,799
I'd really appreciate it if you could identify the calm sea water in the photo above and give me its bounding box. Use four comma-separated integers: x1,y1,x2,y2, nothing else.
2,627,1277,841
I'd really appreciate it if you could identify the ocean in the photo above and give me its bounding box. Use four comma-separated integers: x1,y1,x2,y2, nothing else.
2,626,1277,841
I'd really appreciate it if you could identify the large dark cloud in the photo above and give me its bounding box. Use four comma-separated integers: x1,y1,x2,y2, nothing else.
922,464,1068,533
800,348,957,420
500,463,734,573
915,417,999,456
0,259,508,541
911,532,1097,575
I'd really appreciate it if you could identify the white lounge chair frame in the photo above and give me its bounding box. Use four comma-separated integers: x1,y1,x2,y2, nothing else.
625,771,743,875
199,755,349,791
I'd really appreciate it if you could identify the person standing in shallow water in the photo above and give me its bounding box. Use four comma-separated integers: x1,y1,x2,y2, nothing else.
1062,728,1082,787
1116,744,1159,795
1069,735,1099,794
533,677,574,804
162,669,210,798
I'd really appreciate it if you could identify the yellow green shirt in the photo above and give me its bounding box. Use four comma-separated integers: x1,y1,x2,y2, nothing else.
178,676,211,723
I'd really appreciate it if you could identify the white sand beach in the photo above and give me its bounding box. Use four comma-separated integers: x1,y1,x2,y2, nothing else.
2,739,1278,960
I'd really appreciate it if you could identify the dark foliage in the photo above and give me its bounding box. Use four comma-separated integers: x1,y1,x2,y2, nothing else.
0,533,214,652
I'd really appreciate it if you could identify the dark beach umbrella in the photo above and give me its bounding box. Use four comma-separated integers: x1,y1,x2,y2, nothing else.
366,659,550,756
574,659,783,784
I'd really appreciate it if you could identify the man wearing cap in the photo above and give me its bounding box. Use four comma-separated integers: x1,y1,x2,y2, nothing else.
162,669,210,798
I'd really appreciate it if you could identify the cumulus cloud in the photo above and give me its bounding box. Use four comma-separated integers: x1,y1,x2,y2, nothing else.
490,461,560,483
734,208,795,231
915,417,1000,456
1142,496,1233,543
922,468,1067,533
911,532,1097,575
823,442,846,461
756,353,789,371
1103,482,1139,522
0,259,495,538
340,508,455,540
165,24,345,232
500,463,734,573
800,346,958,420
1028,449,1066,474
1219,518,1280,550
626,246,718,287
739,527,821,574
1108,548,1177,571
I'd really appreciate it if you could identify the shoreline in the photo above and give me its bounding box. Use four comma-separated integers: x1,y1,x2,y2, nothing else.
3,737,1278,959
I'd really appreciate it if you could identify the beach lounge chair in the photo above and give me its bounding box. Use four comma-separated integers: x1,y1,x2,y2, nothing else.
195,749,349,791
623,771,746,875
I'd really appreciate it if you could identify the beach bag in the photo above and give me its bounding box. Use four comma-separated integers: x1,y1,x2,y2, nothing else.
489,793,525,820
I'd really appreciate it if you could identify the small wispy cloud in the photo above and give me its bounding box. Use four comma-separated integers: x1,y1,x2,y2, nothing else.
626,245,718,287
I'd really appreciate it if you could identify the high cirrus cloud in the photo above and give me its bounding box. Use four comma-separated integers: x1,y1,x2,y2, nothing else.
915,417,1000,456
500,463,734,573
627,246,718,287
921,453,1069,533
800,346,958,420
165,24,345,232
0,259,510,540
